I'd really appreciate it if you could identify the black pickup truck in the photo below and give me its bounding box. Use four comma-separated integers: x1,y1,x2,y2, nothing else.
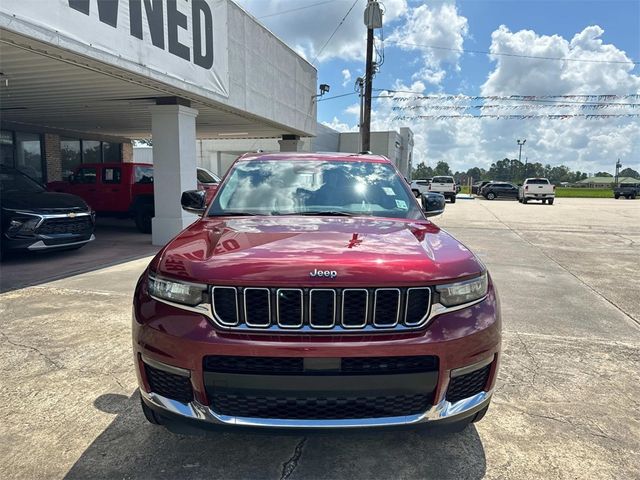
614,183,639,199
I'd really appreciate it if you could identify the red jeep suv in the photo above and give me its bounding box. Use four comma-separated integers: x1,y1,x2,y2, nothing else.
133,153,501,432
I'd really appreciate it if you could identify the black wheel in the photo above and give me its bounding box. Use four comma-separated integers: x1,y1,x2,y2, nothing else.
135,204,154,234
450,196,456,204
548,198,554,205
632,194,637,200
412,189,420,198
486,192,496,200
626,195,632,200
140,397,162,425
522,197,528,204
614,194,620,199
472,405,489,423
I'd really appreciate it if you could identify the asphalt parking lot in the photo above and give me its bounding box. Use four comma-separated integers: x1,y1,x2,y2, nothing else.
1,197,638,480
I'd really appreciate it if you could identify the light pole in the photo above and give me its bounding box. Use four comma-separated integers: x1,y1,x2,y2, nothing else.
615,159,622,187
517,139,526,181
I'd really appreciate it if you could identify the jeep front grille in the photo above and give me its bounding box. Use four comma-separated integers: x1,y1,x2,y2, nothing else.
210,286,432,332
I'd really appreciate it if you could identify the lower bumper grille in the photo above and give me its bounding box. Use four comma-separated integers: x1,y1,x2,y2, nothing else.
144,364,193,404
203,355,438,375
211,393,431,419
446,364,491,403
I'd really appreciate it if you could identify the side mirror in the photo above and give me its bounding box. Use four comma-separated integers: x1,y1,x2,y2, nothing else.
421,192,446,217
181,190,207,215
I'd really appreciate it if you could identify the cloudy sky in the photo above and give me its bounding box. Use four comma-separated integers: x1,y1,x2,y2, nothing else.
236,0,639,174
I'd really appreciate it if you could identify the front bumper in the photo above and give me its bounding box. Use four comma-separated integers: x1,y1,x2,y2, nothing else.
141,384,493,429
133,277,501,430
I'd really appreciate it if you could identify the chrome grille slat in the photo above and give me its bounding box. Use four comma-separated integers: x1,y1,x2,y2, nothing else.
309,289,336,329
211,287,432,332
341,289,369,329
243,288,271,328
373,288,401,327
212,286,239,326
405,288,431,326
276,289,303,328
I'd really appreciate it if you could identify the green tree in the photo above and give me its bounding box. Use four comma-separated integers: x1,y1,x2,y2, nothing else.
434,161,452,176
412,162,434,179
594,171,613,177
619,167,640,178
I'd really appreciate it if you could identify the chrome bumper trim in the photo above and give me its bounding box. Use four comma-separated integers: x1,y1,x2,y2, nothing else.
27,234,95,250
140,389,493,429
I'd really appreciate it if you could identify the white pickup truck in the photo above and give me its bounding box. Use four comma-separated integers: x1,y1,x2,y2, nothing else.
410,179,431,198
518,178,555,204
428,176,457,203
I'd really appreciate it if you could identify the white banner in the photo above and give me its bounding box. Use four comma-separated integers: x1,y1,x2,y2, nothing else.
1,0,229,97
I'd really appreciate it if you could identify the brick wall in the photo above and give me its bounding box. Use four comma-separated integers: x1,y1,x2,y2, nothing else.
44,134,61,182
122,142,133,162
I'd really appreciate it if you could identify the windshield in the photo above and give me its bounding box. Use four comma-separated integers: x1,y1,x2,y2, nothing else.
197,168,220,184
527,179,549,184
0,169,45,194
432,176,454,183
208,159,422,219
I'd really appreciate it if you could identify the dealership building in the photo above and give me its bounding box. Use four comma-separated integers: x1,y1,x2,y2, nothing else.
0,0,317,244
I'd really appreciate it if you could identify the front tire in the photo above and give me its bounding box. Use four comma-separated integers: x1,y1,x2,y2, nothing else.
486,192,496,200
135,204,154,234
450,196,456,204
614,194,620,199
548,198,554,205
522,197,528,204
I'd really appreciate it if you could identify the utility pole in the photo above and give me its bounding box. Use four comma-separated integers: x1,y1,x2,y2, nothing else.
615,158,622,186
356,77,365,152
362,0,382,152
517,139,526,181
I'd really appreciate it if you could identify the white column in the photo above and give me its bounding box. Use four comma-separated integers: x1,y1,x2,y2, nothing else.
278,135,302,152
150,104,199,246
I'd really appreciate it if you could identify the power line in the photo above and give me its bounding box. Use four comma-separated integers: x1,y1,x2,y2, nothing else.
316,91,358,102
311,0,361,65
386,40,640,65
257,1,337,20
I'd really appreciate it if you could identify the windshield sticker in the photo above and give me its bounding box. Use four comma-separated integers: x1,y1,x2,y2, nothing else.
395,199,408,210
383,187,395,196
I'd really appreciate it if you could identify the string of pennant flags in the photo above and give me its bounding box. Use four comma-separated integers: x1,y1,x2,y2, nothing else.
390,93,640,102
385,93,640,120
392,114,640,121
392,103,640,111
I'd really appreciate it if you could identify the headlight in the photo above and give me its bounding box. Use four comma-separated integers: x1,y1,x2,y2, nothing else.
436,272,488,307
7,216,40,235
148,274,207,306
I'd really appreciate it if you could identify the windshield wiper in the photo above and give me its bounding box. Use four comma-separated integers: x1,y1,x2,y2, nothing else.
277,211,354,217
212,212,258,217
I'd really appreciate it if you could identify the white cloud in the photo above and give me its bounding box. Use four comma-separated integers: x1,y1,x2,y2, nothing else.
322,116,358,132
341,68,352,87
388,3,469,85
345,25,640,174
482,25,640,95
237,0,408,63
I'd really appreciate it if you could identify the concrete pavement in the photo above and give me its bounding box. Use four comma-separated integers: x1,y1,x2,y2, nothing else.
0,197,638,479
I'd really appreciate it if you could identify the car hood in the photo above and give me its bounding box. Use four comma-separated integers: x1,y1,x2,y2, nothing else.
1,191,89,212
153,217,484,286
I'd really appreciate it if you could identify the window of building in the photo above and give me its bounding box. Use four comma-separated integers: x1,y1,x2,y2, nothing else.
15,132,44,183
82,140,101,163
102,167,121,184
102,142,121,163
76,167,97,184
61,138,81,179
1,130,14,168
